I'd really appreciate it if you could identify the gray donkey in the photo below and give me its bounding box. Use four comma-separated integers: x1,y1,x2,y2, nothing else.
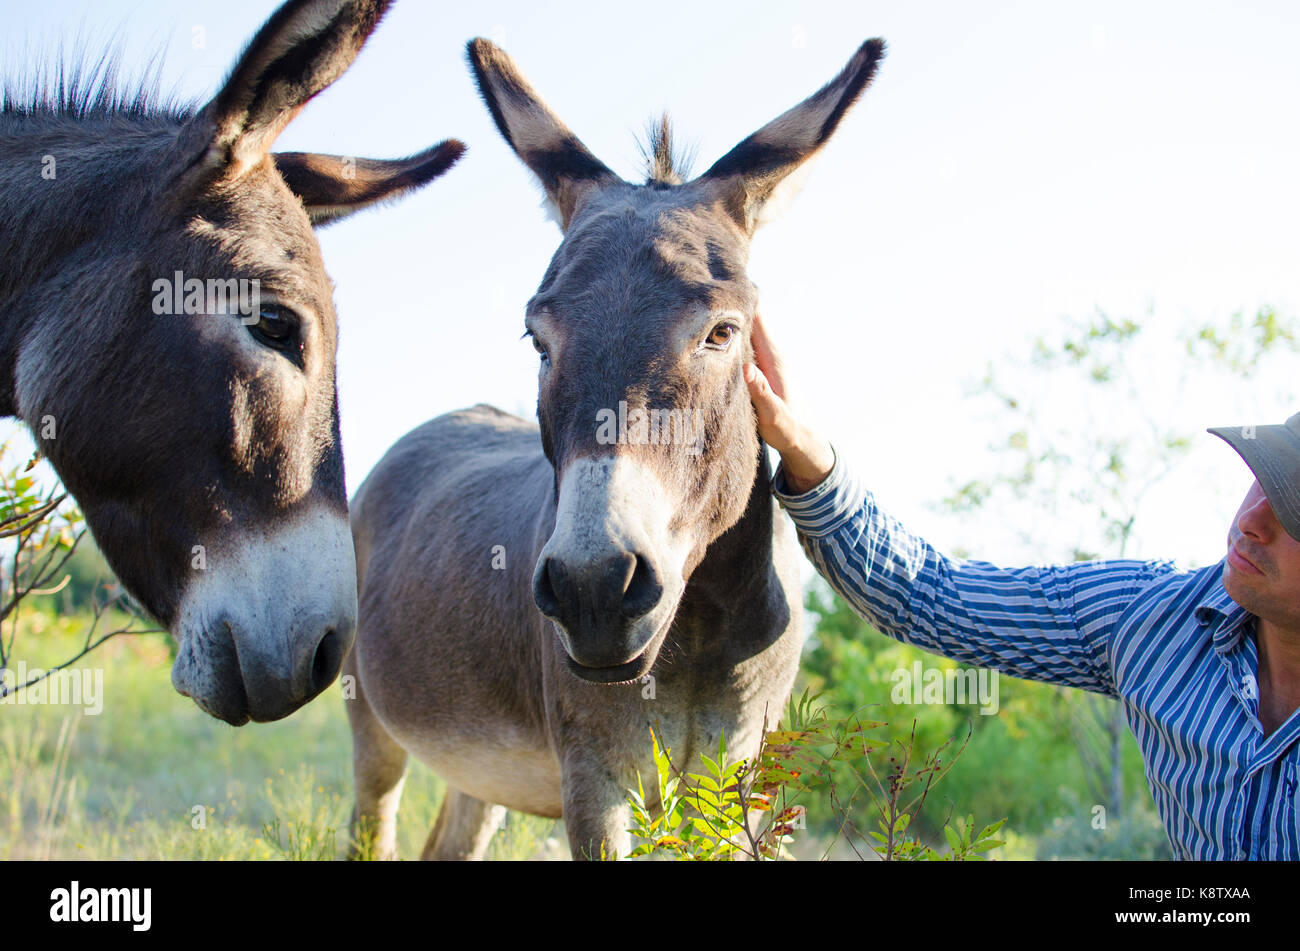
0,0,463,725
347,37,884,859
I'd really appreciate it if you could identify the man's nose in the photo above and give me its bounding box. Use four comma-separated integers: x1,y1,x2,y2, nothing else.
1239,493,1279,540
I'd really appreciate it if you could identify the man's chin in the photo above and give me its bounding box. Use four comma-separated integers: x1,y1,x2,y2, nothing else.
1222,558,1271,618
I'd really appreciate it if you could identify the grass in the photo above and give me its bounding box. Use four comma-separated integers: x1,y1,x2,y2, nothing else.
0,608,561,860
2,607,1075,861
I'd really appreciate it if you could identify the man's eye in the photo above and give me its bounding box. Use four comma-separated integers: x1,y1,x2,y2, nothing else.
248,308,301,358
706,324,736,349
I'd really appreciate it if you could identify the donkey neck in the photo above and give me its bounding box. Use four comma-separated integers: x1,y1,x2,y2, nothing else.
677,440,784,626
0,114,172,417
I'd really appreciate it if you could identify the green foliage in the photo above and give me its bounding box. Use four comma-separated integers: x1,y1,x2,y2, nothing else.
0,445,82,597
626,729,754,861
804,582,971,751
0,440,161,700
855,722,1000,861
1034,788,1174,860
1185,306,1299,374
0,617,486,860
949,306,1299,561
799,583,1000,838
48,542,120,616
625,690,1006,861
934,815,1006,861
801,582,1163,844
261,816,338,862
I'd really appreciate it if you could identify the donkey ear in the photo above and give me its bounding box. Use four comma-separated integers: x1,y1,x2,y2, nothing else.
466,38,621,231
173,0,395,188
699,39,885,234
272,140,466,227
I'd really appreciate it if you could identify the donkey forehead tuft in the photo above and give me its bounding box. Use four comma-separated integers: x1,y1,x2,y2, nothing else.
637,115,696,187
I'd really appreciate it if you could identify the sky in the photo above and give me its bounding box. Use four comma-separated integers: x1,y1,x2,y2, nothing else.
4,0,1299,573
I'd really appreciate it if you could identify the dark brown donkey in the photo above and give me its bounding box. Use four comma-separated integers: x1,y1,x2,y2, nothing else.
0,0,463,725
348,37,884,859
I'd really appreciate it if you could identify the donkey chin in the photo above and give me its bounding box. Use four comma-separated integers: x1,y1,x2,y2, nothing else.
169,507,359,724
550,606,680,685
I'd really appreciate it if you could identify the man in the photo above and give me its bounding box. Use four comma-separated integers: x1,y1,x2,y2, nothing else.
744,313,1300,860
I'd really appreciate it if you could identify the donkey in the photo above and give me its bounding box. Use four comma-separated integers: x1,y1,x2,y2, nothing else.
347,37,884,859
0,0,463,725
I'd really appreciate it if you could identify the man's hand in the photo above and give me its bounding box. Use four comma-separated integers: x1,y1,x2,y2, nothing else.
744,311,836,495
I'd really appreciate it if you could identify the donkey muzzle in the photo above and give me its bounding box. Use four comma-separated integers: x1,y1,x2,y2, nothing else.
534,548,664,668
170,506,358,723
535,455,687,679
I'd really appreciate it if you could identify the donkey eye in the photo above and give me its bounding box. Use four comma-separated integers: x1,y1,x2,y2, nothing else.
248,308,302,362
705,323,736,349
527,330,550,364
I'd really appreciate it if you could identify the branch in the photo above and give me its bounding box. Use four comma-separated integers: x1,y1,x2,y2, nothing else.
0,495,66,538
0,621,160,700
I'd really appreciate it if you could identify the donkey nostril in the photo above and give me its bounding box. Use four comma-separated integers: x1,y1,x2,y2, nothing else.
534,558,564,617
621,554,662,619
310,628,342,695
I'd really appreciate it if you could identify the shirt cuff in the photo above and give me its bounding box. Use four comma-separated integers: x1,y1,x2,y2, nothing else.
772,444,866,538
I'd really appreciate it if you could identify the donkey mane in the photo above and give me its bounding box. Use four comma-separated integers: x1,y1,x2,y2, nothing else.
1,41,194,120
637,114,695,187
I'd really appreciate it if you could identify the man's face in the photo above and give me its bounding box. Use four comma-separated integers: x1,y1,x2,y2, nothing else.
1222,480,1300,632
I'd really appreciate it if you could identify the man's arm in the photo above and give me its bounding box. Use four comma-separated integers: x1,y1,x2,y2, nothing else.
745,311,1175,696
771,449,1174,695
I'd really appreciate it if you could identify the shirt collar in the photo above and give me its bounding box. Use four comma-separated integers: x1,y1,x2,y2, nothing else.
1194,559,1254,655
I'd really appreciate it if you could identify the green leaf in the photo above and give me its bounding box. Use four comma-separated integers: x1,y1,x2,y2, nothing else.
689,817,718,838
977,818,1007,841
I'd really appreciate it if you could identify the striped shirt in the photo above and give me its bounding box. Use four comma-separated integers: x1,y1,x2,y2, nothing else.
772,451,1300,860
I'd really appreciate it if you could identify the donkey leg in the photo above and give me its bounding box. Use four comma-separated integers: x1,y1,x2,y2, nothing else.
344,650,408,861
561,764,634,861
420,788,507,861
